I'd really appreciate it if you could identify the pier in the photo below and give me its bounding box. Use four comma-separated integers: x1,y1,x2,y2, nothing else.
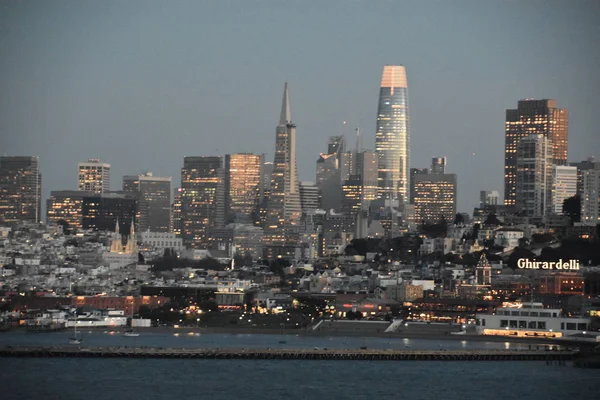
0,346,578,361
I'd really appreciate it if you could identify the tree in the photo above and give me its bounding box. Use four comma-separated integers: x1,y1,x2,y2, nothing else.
453,213,465,225
484,213,502,226
562,195,581,223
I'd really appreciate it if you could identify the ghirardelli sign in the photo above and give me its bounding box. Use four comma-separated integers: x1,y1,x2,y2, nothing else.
517,259,580,270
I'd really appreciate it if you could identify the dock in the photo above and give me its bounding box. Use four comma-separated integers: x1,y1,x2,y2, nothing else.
0,347,578,361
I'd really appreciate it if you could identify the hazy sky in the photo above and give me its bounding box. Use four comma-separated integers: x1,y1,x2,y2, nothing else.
1,0,599,214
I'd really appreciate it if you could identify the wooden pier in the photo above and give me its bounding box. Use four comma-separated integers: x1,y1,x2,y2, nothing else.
0,346,578,361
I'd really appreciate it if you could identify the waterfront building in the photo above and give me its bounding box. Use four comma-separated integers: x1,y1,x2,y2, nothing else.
476,302,590,338
78,159,110,194
224,153,263,223
550,165,577,215
263,83,302,259
504,99,568,206
181,156,225,248
0,156,42,224
515,134,553,218
123,173,171,232
46,190,96,231
375,65,410,203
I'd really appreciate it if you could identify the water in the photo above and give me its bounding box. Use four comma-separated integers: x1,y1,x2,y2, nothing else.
0,330,553,350
0,332,596,400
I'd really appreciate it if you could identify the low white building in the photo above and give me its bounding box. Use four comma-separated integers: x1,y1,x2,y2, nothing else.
138,232,184,253
494,228,524,250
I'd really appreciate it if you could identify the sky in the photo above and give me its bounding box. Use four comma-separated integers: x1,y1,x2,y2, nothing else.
1,0,599,215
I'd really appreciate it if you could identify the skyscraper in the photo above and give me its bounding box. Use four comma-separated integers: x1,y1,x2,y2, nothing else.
224,153,263,223
181,156,225,248
515,134,553,218
171,187,183,236
263,83,302,259
570,157,597,197
0,156,42,224
299,181,320,213
375,65,410,203
81,193,137,232
504,99,568,206
479,190,500,207
316,153,341,212
78,159,111,194
430,157,446,174
123,173,171,232
582,164,600,226
550,166,577,215
413,158,457,224
46,190,95,230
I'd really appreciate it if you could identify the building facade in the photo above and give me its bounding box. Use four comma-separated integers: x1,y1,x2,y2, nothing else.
81,193,137,232
504,99,568,206
123,173,171,233
46,190,96,231
515,134,553,218
582,166,600,226
181,156,225,248
375,65,410,203
480,190,500,207
413,159,457,224
550,165,577,215
78,159,111,194
224,153,263,223
0,156,42,224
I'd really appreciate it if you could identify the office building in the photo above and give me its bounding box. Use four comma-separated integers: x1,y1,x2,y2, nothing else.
413,159,457,224
300,181,320,213
81,193,137,232
0,156,42,224
515,134,553,218
123,173,171,232
224,153,263,223
46,190,96,231
504,99,568,206
181,156,225,248
171,188,183,237
430,157,446,174
263,83,302,259
78,159,111,194
570,157,597,197
480,190,500,207
582,165,600,226
550,166,577,215
375,65,410,203
316,153,341,212
409,168,429,204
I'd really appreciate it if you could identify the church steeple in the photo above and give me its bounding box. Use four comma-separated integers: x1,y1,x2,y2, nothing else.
124,217,137,254
110,217,123,253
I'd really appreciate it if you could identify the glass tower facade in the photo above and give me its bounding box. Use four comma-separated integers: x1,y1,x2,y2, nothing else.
375,65,410,203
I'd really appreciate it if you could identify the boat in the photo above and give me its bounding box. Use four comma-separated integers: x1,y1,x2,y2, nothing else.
123,301,140,337
69,310,82,345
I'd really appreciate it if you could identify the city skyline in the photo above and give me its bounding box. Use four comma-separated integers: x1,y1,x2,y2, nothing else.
2,1,599,214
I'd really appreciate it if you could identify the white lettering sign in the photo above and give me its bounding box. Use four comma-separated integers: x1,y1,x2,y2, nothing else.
517,259,580,270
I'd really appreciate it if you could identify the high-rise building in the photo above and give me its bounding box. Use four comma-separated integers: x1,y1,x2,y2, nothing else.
261,161,274,195
550,166,577,215
582,165,600,226
375,65,410,203
409,168,429,204
430,157,446,174
515,134,553,218
171,187,183,237
123,173,171,232
316,153,341,212
299,181,320,213
327,135,345,162
78,159,111,194
224,153,263,223
413,159,457,224
81,193,137,232
46,190,96,230
181,156,225,248
504,99,568,206
479,190,500,207
0,156,42,224
570,157,597,197
263,83,302,259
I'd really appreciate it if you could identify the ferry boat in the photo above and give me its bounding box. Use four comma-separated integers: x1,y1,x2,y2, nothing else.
475,303,590,338
475,302,590,338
